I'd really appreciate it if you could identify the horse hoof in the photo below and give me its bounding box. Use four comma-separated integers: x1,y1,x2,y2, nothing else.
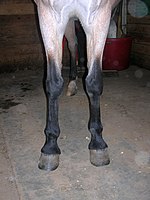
90,149,110,166
38,153,59,171
66,80,77,96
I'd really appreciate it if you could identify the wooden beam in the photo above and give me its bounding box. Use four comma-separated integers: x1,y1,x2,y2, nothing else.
0,3,36,15
127,15,150,25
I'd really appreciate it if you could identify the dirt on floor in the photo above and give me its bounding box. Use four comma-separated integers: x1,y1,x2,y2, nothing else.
0,65,150,200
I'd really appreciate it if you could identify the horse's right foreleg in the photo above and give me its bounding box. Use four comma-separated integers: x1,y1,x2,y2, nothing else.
35,2,65,171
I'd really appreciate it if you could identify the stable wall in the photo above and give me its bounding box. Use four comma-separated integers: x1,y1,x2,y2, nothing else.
0,0,44,72
127,14,150,70
0,0,70,72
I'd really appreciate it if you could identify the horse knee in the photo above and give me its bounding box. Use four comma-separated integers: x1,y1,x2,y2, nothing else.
85,58,103,97
46,59,64,99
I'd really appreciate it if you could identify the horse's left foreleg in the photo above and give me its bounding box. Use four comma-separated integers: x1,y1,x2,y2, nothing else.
85,8,111,166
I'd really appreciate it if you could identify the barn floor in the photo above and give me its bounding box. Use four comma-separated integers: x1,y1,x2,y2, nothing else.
0,65,150,200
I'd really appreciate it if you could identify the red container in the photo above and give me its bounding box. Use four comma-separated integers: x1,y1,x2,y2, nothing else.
102,37,132,71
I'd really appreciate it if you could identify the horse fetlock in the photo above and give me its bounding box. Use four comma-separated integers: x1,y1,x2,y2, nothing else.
42,134,61,155
88,132,108,150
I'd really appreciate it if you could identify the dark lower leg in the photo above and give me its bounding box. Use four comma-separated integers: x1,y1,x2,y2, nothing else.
41,99,61,155
67,50,78,96
69,54,77,81
88,97,108,150
86,58,110,166
75,21,86,68
39,58,64,171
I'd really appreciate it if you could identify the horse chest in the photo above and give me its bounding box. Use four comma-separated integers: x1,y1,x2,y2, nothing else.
52,0,103,24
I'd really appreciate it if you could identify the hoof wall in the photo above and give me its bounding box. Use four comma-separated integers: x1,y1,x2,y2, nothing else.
66,81,77,96
90,149,110,166
38,153,59,171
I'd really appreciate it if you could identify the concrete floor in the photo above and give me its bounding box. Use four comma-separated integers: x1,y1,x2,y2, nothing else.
0,65,150,200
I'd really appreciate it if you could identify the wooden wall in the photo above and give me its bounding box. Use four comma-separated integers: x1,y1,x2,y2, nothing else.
127,15,150,70
0,0,70,72
0,0,44,72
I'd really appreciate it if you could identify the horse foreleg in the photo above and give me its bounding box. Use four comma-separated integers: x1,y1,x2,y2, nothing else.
85,9,111,166
36,2,65,171
65,19,78,96
39,58,64,171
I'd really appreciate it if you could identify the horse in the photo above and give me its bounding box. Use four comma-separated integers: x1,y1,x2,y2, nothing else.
34,0,120,171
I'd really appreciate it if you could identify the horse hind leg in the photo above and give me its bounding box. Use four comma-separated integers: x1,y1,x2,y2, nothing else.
65,19,78,96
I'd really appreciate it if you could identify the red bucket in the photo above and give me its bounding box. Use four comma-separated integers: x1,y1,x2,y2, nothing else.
102,37,132,71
